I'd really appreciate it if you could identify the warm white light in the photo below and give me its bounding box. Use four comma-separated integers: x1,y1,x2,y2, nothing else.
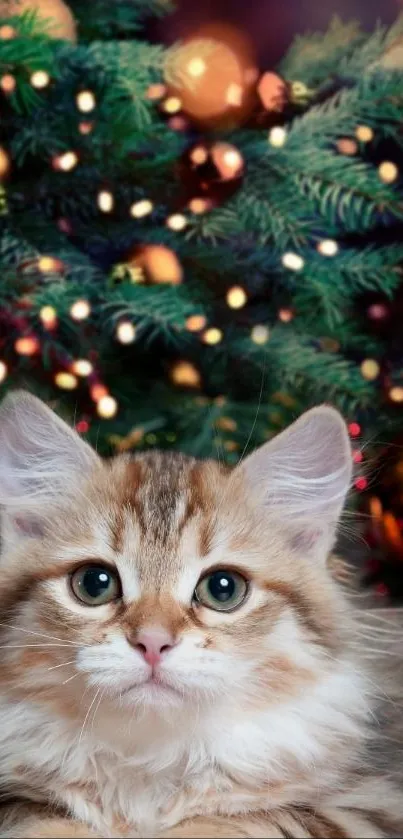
54,372,78,390
186,314,207,332
97,191,114,213
70,300,91,321
116,321,136,344
38,256,61,272
268,126,287,147
226,286,247,309
146,83,166,100
0,360,7,383
251,325,269,345
55,151,78,172
282,252,304,271
378,161,399,184
97,395,118,418
389,386,403,403
72,359,93,377
187,57,206,77
223,149,242,171
355,125,374,143
76,90,96,113
203,327,223,345
130,199,153,218
39,305,57,327
1,74,16,93
188,197,209,214
190,146,208,165
166,213,187,231
162,96,182,114
317,239,339,257
360,359,380,381
31,70,50,89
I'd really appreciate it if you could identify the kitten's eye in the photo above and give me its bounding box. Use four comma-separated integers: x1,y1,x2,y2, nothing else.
194,570,248,612
70,565,121,606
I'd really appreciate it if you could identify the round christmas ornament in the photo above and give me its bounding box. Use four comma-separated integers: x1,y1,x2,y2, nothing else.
180,140,244,204
123,245,183,286
0,0,77,42
257,72,289,112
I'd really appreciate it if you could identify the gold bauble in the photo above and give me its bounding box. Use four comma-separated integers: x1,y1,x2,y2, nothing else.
130,245,183,286
0,0,77,42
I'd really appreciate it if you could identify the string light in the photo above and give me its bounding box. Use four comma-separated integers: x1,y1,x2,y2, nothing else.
0,147,11,179
368,302,388,320
90,384,108,402
38,255,63,273
226,286,247,309
166,213,187,231
212,143,243,179
78,121,94,135
146,83,166,100
76,90,96,113
130,199,153,218
268,126,287,147
170,360,201,388
70,299,91,321
282,252,304,271
162,96,182,114
186,314,207,332
97,190,114,213
203,327,223,345
278,308,293,323
71,359,93,377
317,239,339,257
53,151,78,172
188,197,210,214
39,305,57,328
1,74,16,94
14,336,39,356
0,360,7,383
76,419,90,434
187,57,206,77
116,321,136,344
360,359,380,381
0,24,16,39
251,325,270,345
97,395,118,418
355,125,374,143
348,422,361,438
190,146,208,165
337,138,357,156
378,161,399,184
389,386,403,403
30,70,50,89
353,450,363,464
355,477,368,491
54,371,78,390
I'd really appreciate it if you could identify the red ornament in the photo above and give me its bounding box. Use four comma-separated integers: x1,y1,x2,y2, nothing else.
355,476,368,491
348,422,361,438
76,419,90,434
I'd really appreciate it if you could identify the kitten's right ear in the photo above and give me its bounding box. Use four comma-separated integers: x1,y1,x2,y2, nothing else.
0,390,99,547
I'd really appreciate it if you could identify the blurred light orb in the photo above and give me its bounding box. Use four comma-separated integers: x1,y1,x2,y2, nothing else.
186,314,207,332
72,359,93,377
251,325,270,345
360,359,380,381
116,321,136,344
70,299,91,320
203,327,223,345
0,360,7,382
282,252,304,271
55,371,78,390
14,336,39,355
378,161,399,184
97,190,114,213
1,74,16,93
76,90,96,113
355,125,374,143
268,126,287,147
226,286,247,309
31,70,50,89
389,386,403,403
170,360,201,388
317,239,339,257
97,395,118,418
39,305,57,328
166,213,188,231
130,199,153,218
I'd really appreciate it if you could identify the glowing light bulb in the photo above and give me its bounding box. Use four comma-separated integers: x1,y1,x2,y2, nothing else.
378,161,399,184
203,327,223,345
268,126,287,147
360,359,380,381
76,419,89,434
282,252,304,271
0,147,11,178
187,57,206,77
166,213,187,231
146,83,166,100
353,450,363,464
162,96,182,114
317,239,339,257
1,74,16,93
72,359,93,377
348,422,361,438
116,321,136,344
337,138,357,156
14,336,39,356
130,199,153,218
278,308,293,323
53,151,78,172
186,315,207,332
97,395,118,418
0,360,7,383
251,325,270,345
355,477,368,491
38,255,62,273
30,70,50,89
76,90,96,113
355,125,374,143
70,299,91,321
54,371,78,390
78,121,93,135
222,148,242,171
0,25,16,39
39,305,57,328
188,197,209,214
190,146,208,165
226,286,247,309
90,384,108,402
170,361,201,387
389,386,403,403
97,190,114,213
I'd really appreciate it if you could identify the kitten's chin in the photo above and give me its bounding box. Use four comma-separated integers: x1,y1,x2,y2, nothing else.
120,678,185,708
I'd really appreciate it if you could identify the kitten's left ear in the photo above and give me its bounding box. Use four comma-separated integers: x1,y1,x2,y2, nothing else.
239,406,352,554
0,390,100,548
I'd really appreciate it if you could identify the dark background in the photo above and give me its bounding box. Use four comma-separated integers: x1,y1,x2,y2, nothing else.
158,0,400,65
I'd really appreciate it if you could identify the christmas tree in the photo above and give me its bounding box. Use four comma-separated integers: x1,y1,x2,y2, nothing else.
1,0,403,502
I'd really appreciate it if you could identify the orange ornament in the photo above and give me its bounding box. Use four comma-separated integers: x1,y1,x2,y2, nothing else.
0,0,77,41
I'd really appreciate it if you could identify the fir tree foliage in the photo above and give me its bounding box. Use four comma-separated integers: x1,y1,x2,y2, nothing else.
0,0,403,461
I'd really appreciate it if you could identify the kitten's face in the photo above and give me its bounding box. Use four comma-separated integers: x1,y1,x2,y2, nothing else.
0,394,352,719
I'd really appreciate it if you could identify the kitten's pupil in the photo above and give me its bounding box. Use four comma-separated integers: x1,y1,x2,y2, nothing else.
208,572,235,602
83,568,110,598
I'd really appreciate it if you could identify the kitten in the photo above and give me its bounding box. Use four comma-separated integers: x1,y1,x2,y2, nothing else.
0,391,402,839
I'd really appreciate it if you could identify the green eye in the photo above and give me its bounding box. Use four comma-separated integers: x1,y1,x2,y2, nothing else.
70,565,121,607
194,570,248,612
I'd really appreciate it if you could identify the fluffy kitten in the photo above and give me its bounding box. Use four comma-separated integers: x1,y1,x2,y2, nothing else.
0,391,402,838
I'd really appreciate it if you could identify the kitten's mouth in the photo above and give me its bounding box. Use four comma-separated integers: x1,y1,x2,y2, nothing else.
122,673,181,698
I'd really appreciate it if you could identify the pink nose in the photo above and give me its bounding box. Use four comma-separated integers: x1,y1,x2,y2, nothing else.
134,628,176,667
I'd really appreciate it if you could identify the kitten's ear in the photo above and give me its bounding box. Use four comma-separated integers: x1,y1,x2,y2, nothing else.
240,406,352,554
0,390,99,547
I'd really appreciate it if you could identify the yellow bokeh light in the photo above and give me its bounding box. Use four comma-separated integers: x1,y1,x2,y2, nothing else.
116,321,136,344
39,305,57,327
282,252,304,271
378,161,399,184
70,299,91,321
97,395,118,418
251,325,270,345
187,57,206,77
186,314,207,332
170,360,201,388
0,360,7,383
317,239,339,257
54,371,78,390
226,286,247,309
355,125,374,143
166,213,187,231
76,90,96,113
268,126,287,147
360,359,380,381
31,70,50,89
72,359,93,377
162,96,182,114
14,336,39,356
54,151,78,172
203,327,223,345
130,199,153,218
389,386,403,403
97,191,114,213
